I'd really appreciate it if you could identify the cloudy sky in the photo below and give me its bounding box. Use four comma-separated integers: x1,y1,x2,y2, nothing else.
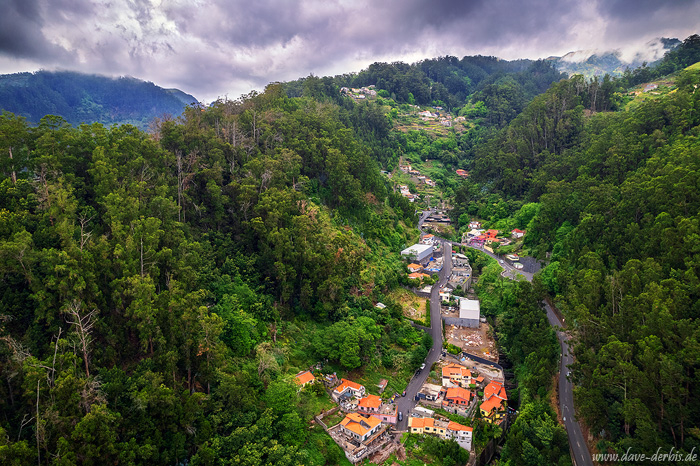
1,0,699,102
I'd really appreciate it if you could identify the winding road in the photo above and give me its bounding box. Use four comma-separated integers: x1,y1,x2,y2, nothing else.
401,209,593,466
395,238,451,430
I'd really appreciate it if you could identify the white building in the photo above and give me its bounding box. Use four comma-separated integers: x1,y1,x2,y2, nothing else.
401,244,433,263
443,298,480,328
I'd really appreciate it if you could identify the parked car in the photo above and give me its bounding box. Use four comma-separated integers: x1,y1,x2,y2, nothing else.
398,411,403,422
402,390,406,397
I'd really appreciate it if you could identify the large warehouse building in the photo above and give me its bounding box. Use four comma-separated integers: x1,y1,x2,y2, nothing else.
401,243,433,264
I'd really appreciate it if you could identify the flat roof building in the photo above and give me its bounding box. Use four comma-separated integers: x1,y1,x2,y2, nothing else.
443,298,480,329
401,243,433,263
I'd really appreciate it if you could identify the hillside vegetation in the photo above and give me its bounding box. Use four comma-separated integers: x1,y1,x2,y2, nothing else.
0,85,428,465
0,71,197,129
451,35,700,461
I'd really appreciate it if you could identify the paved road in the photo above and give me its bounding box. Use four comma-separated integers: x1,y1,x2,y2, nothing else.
395,239,451,430
544,301,593,466
413,214,592,465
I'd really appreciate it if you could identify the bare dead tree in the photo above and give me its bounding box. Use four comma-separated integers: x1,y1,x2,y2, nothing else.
64,300,97,378
176,149,199,223
78,213,94,252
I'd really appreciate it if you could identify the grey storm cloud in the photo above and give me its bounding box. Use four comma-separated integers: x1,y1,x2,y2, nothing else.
0,0,66,59
0,0,698,102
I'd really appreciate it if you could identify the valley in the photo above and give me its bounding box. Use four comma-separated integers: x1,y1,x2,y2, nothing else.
1,28,700,466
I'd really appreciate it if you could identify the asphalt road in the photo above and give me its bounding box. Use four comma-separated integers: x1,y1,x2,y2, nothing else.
411,211,592,465
395,238,451,430
544,302,593,466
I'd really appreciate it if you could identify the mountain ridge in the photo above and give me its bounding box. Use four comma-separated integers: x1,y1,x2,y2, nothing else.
548,36,681,77
0,70,198,129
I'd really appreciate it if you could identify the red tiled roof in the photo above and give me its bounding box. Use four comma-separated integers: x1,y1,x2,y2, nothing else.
484,380,507,401
442,363,471,379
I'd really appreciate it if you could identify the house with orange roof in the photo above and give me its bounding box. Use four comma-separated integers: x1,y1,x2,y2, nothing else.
333,378,366,401
480,380,507,423
357,394,398,424
408,416,447,437
483,380,507,401
511,228,526,239
486,229,499,238
357,394,381,414
339,413,382,443
456,169,469,177
441,363,472,387
294,370,315,389
410,416,472,449
444,387,470,406
421,233,435,245
407,263,422,273
447,421,473,449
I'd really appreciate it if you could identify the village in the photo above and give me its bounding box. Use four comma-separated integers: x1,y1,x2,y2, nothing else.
289,229,514,464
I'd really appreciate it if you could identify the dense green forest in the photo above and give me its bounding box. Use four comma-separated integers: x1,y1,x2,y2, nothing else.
0,85,434,465
2,31,700,466
0,71,197,130
453,34,700,463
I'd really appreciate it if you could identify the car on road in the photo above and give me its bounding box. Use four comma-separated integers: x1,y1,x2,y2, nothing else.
402,390,406,397
398,411,403,422
420,363,425,371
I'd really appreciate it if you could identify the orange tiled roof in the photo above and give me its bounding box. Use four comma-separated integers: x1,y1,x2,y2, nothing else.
445,387,470,402
358,394,382,409
410,417,436,429
480,396,503,413
442,363,471,379
408,263,422,270
341,413,381,436
408,272,430,279
335,378,363,393
447,421,473,432
484,380,507,401
294,370,315,386
409,417,425,429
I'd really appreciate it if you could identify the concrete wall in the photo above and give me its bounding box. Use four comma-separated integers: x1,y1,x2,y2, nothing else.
444,317,479,328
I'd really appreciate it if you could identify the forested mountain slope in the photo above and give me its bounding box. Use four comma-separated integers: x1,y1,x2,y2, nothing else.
456,39,700,457
0,71,197,130
0,85,424,465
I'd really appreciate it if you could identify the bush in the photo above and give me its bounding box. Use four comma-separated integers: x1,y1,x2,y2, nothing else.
446,343,461,355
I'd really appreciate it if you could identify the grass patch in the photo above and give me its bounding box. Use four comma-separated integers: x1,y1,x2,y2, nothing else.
322,410,346,428
388,287,429,326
